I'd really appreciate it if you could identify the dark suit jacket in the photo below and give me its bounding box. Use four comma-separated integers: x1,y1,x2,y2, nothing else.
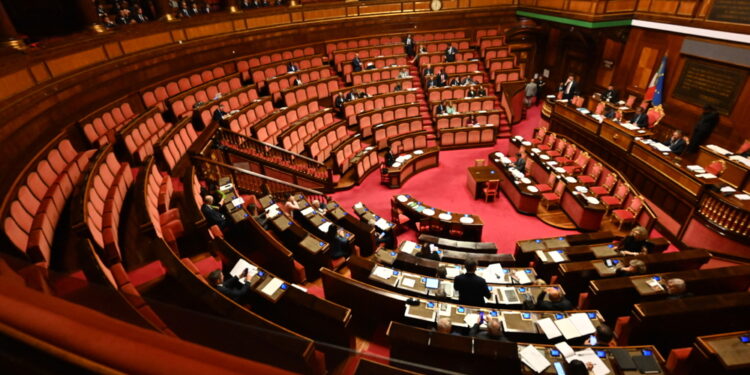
435,104,446,115
445,47,457,62
345,92,358,101
534,290,574,311
514,157,526,173
352,58,362,72
619,236,653,254
454,273,490,306
217,276,250,302
469,323,511,342
385,152,396,167
202,204,227,229
334,96,345,109
665,137,687,155
212,109,227,123
631,113,648,128
560,80,578,100
602,89,618,102
423,68,433,76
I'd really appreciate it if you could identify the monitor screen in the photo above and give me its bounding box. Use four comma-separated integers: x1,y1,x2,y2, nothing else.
740,336,750,343
425,278,440,289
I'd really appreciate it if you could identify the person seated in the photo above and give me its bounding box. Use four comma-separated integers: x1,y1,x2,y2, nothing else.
615,259,646,277
345,90,358,101
311,199,326,215
436,70,448,87
454,258,490,307
444,101,457,115
567,359,594,375
602,85,618,103
351,53,362,73
666,278,693,299
477,86,487,97
397,68,410,79
422,64,433,77
466,115,478,127
663,129,687,155
365,62,376,70
357,90,369,99
334,94,345,110
327,224,350,259
534,287,573,311
617,226,653,256
466,86,477,98
425,77,437,89
202,195,229,229
368,219,395,249
292,78,303,86
603,106,616,119
417,244,440,261
435,317,460,335
435,100,447,115
283,193,301,216
630,107,648,128
384,147,396,167
449,76,461,86
435,266,449,298
469,316,510,342
585,324,613,346
461,76,476,86
207,269,251,303
514,149,527,174
246,204,269,229
212,104,229,124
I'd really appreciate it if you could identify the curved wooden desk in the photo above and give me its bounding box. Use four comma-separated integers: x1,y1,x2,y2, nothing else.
488,152,543,215
385,147,440,188
392,193,483,241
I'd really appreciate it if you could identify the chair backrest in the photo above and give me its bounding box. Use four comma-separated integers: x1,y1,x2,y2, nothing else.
602,173,618,190
589,162,603,180
736,139,750,155
704,159,726,176
626,95,636,107
485,179,499,190
646,106,665,128
613,182,629,200
535,127,547,141
546,172,556,186
626,195,643,215
595,102,605,115
554,179,566,195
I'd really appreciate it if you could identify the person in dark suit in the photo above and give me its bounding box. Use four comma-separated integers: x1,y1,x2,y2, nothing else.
240,0,253,8
345,91,358,101
425,77,437,89
134,7,149,23
286,62,299,73
422,64,433,77
602,85,618,103
202,195,229,229
417,245,441,261
461,76,476,86
435,101,447,115
444,44,457,63
384,147,396,167
686,105,720,153
368,219,395,249
404,34,415,57
559,74,578,101
665,278,693,300
351,53,363,73
292,78,303,86
334,94,345,111
469,316,510,342
664,129,687,155
585,324,614,346
567,360,594,375
454,258,490,306
436,70,448,87
617,226,652,256
534,73,546,104
207,269,251,303
327,224,350,259
614,259,647,277
477,86,487,97
449,76,460,86
630,107,649,128
177,1,191,18
514,149,527,173
212,104,229,127
533,287,573,311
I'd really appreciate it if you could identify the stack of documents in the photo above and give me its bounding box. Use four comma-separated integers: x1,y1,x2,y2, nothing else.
372,266,393,280
401,241,417,254
707,144,732,155
554,313,596,340
520,345,551,373
230,259,259,284
483,263,505,283
554,343,611,375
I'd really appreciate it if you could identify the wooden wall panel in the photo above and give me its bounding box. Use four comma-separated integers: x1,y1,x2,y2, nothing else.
304,7,346,20
184,21,234,40
631,46,659,90
46,48,107,78
121,33,174,54
0,70,35,103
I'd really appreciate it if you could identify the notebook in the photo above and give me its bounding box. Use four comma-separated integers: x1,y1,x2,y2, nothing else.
632,354,661,373
610,349,637,371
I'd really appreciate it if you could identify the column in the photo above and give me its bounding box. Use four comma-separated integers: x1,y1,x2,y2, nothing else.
75,0,105,32
0,1,24,49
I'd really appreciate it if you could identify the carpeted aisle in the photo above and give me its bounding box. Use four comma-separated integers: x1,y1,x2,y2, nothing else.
331,105,580,254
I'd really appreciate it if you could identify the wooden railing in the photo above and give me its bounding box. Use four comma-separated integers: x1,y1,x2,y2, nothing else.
698,190,750,241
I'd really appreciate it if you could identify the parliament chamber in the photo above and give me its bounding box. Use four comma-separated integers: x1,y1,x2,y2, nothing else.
0,0,749,374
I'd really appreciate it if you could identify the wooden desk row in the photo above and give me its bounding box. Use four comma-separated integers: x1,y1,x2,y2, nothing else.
487,152,543,215
384,147,440,189
417,233,498,254
688,330,750,374
515,231,620,265
392,194,483,240
375,249,524,279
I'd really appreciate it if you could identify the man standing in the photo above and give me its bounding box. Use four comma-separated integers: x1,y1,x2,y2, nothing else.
559,74,578,101
524,79,537,107
444,44,457,63
404,34,415,58
454,258,490,306
534,73,546,105
686,105,720,153
351,53,363,73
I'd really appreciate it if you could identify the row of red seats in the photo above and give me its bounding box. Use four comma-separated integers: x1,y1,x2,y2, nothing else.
427,84,493,102
475,28,499,43
332,78,413,104
80,101,137,147
418,38,470,53
417,49,476,65
246,55,326,89
4,139,95,266
158,120,200,172
196,87,265,129
343,90,418,126
439,124,497,149
487,57,516,79
494,68,523,91
435,110,501,130
305,121,349,163
253,100,320,144
282,77,339,107
479,35,505,57
120,109,173,164
237,46,316,71
332,44,405,70
168,74,247,119
357,103,421,138
325,29,466,57
351,65,409,86
267,66,333,101
142,66,227,111
387,131,429,155
226,98,275,139
421,60,481,75
332,135,364,175
429,97,495,116
484,45,511,63
279,109,338,154
354,147,380,183
340,54,408,76
373,117,424,149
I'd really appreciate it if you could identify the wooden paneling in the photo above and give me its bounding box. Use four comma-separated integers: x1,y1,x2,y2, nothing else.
184,21,234,39
29,64,51,84
45,47,107,78
304,7,347,20
0,69,36,102
631,46,659,90
121,32,174,54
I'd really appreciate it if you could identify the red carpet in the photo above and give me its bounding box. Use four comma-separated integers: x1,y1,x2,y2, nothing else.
331,105,580,254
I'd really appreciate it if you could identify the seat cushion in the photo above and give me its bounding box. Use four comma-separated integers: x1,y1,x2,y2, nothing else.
578,175,596,184
542,192,559,201
601,196,622,206
613,210,634,220
535,184,552,193
590,186,609,196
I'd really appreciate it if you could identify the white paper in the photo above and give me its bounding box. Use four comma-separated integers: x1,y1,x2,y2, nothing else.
720,186,737,193
231,197,244,207
318,221,332,233
438,303,452,316
464,313,480,327
735,194,750,201
686,165,704,172
373,266,393,280
707,144,732,155
422,208,435,216
401,241,417,254
569,313,597,337
696,173,717,179
645,278,664,291
445,266,461,279
260,278,284,296
549,251,565,263
300,206,314,216
401,278,416,288
229,259,258,283
536,250,548,262
375,218,391,231
514,270,532,284
537,318,563,339
555,341,576,360
354,201,364,209
484,263,504,283
575,348,611,375
555,317,580,340
520,345,552,374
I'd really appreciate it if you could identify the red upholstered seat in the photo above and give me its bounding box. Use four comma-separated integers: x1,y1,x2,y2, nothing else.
704,159,726,177
331,257,347,270
612,195,643,230
578,162,603,185
613,316,632,345
601,182,630,214
293,261,307,284
530,127,547,145
541,180,565,210
590,172,617,197
576,292,590,309
483,180,499,202
666,348,693,375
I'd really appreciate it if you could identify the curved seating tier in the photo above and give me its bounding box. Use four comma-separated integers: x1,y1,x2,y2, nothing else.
141,65,228,111
487,56,516,77
493,68,523,90
252,100,320,144
225,98,275,138
387,131,430,155
435,110,502,130
156,119,200,171
281,77,339,107
373,117,425,149
266,66,333,99
416,49,476,65
80,99,138,148
420,60,480,75
357,103,421,138
341,54,409,76
427,84,493,102
351,65,410,85
418,38,471,52
168,73,245,119
332,43,405,70
332,78,414,102
480,35,506,56
247,54,326,88
439,125,498,149
189,83,260,128
342,90,418,126
278,109,341,155
430,96,495,116
3,139,95,266
119,108,173,164
305,121,350,163
331,135,365,174
236,46,317,74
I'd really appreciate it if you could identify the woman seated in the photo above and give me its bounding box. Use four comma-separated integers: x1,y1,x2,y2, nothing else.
617,226,653,256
